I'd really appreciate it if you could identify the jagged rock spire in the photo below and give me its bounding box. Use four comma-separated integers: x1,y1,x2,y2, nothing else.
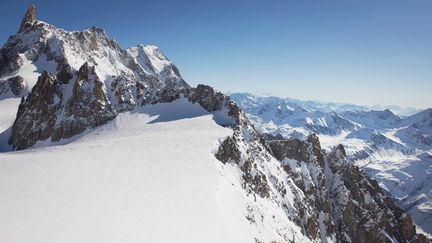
18,4,36,33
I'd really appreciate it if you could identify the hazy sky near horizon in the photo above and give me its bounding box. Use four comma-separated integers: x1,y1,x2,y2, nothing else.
0,0,431,108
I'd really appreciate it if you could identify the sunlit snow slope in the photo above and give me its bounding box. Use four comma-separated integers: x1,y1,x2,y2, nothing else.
0,99,261,243
0,98,20,133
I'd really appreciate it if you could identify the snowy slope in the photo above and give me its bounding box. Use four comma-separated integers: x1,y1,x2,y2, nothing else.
0,98,20,133
0,98,323,243
0,100,268,243
127,44,186,88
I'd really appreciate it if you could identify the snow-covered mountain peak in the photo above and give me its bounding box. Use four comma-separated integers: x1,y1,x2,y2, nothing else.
1,7,189,101
0,6,429,242
126,44,186,88
0,5,193,149
128,44,170,73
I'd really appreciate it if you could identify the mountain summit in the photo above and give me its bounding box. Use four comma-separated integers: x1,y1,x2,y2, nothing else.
18,4,36,33
1,5,191,149
0,5,428,243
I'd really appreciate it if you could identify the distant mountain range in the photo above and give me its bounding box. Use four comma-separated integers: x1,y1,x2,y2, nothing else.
228,92,423,116
230,92,432,234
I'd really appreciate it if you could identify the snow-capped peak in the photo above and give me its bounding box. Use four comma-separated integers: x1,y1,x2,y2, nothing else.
138,44,171,73
0,5,429,242
1,7,189,101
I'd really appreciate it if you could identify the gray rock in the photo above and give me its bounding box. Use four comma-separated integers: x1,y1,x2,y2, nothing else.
9,63,116,150
8,76,25,95
0,75,25,97
18,4,36,33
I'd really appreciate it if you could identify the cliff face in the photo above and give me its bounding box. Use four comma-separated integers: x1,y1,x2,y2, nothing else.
216,114,427,242
18,4,36,33
9,64,117,149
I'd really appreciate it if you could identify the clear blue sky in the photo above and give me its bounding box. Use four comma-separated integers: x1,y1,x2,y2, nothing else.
1,0,431,108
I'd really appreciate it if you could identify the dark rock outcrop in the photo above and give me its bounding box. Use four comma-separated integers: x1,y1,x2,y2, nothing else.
9,63,116,150
0,75,25,97
51,62,116,141
267,138,308,163
188,84,226,112
216,110,427,242
56,58,73,84
9,71,62,149
18,5,36,33
215,136,241,164
8,76,25,95
326,144,426,243
264,135,427,242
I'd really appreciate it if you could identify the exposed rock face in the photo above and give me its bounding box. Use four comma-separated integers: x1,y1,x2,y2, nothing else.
215,136,241,164
9,63,116,150
9,71,62,149
188,85,226,112
267,138,308,163
8,76,25,95
51,62,116,141
56,59,73,84
231,94,432,235
188,84,241,125
18,5,36,33
325,144,426,243
0,75,25,97
216,116,427,242
267,135,333,240
215,108,272,200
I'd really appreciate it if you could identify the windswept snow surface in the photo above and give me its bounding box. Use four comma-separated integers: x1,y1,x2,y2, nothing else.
0,99,262,243
0,99,308,243
0,98,20,133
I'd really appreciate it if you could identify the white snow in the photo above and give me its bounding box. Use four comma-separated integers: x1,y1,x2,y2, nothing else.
0,55,41,91
0,99,305,243
318,131,369,155
0,98,20,133
141,45,171,73
127,45,172,76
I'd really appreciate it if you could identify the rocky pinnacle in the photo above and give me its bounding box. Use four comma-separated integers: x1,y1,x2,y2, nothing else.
18,4,36,33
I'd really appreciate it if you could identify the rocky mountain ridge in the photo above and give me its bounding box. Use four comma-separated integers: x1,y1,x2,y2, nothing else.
0,5,428,242
230,92,432,235
216,110,427,242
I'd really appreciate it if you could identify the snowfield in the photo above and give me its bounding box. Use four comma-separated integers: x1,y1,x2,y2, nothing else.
0,98,20,133
0,99,268,243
